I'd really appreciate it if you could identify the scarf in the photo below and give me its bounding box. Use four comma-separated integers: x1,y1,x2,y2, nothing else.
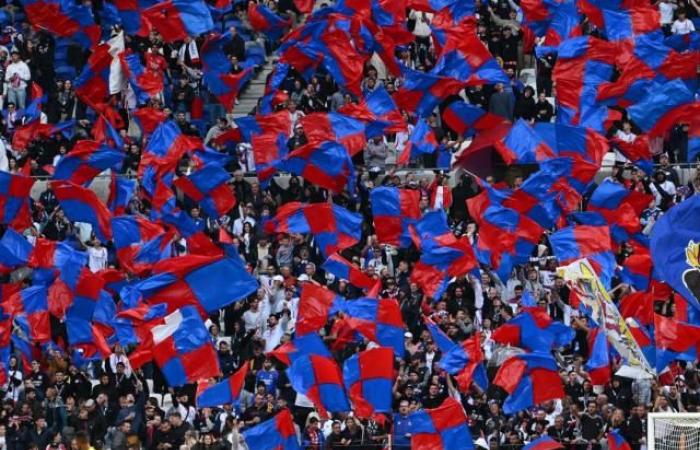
177,40,200,65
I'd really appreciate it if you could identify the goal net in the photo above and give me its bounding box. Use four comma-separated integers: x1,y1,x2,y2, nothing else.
648,413,700,450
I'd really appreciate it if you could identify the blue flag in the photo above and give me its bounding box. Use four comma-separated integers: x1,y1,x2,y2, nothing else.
650,196,700,324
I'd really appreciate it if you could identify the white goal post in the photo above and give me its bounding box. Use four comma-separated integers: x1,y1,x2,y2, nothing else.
648,413,700,450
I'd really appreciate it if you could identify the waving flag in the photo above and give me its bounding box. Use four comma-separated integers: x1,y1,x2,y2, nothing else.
241,409,300,450
321,254,377,290
300,112,367,156
492,307,575,351
287,354,350,415
627,79,695,137
343,347,394,417
52,180,113,242
654,314,700,372
203,68,254,111
268,333,333,366
0,172,34,230
132,107,169,136
112,303,169,347
296,284,345,336
343,297,405,355
339,86,405,137
619,252,653,291
523,436,564,450
120,53,164,104
494,352,564,414
520,0,581,47
585,327,611,385
412,228,478,299
588,179,652,233
370,187,421,247
439,333,488,392
578,0,659,41
442,101,506,137
407,397,473,450
120,255,258,313
173,164,236,218
467,189,544,281
248,2,291,40
265,202,362,257
398,118,439,165
5,286,50,342
279,141,356,193
21,0,100,48
618,291,654,326
196,361,249,407
608,429,632,450
139,306,220,386
650,195,700,320
142,0,214,43
112,215,171,275
53,141,125,186
107,175,137,215
424,316,457,353
395,68,465,117
549,225,616,287
0,229,32,273
75,44,115,105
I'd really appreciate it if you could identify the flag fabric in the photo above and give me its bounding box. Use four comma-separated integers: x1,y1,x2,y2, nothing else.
173,164,236,219
287,354,350,415
241,409,300,450
397,118,439,165
74,44,114,104
278,140,356,193
142,0,214,43
370,187,421,247
607,429,632,450
492,307,575,351
120,255,258,313
112,303,169,347
523,435,564,450
342,347,394,417
0,229,32,273
268,333,333,366
321,254,377,290
137,306,220,386
120,53,164,104
0,172,34,230
264,202,362,257
585,327,611,385
5,286,51,342
407,397,473,450
196,362,249,407
439,333,488,392
549,225,616,287
654,313,700,373
107,175,137,215
295,284,346,336
493,352,564,414
650,196,700,319
342,297,405,355
21,0,100,48
52,180,113,243
299,112,367,156
442,100,507,137
410,210,479,299
247,2,291,41
53,141,125,186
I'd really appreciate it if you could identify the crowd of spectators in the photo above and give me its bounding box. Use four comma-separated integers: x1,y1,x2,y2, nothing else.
0,0,698,450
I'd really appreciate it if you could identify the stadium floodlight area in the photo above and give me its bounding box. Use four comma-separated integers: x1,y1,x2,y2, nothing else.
648,413,700,450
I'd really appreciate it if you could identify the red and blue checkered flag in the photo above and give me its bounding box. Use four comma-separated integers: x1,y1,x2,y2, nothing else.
120,255,258,314
343,347,395,417
142,0,214,43
439,333,488,392
5,286,51,343
135,306,220,386
654,313,700,373
321,254,378,291
242,409,300,450
343,297,405,356
53,141,125,186
407,397,473,449
523,435,564,450
295,284,346,336
52,180,113,243
0,229,32,274
173,164,237,219
607,429,632,450
0,172,34,230
493,352,565,414
492,307,575,352
370,187,421,248
287,354,350,416
196,361,249,407
21,0,100,48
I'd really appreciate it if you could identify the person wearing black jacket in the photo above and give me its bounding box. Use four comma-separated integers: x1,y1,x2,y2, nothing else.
535,91,554,122
515,86,536,121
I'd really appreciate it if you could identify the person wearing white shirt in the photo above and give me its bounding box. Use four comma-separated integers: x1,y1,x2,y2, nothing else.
614,121,636,164
232,208,256,237
671,9,696,35
4,51,30,109
659,0,678,33
87,240,109,272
